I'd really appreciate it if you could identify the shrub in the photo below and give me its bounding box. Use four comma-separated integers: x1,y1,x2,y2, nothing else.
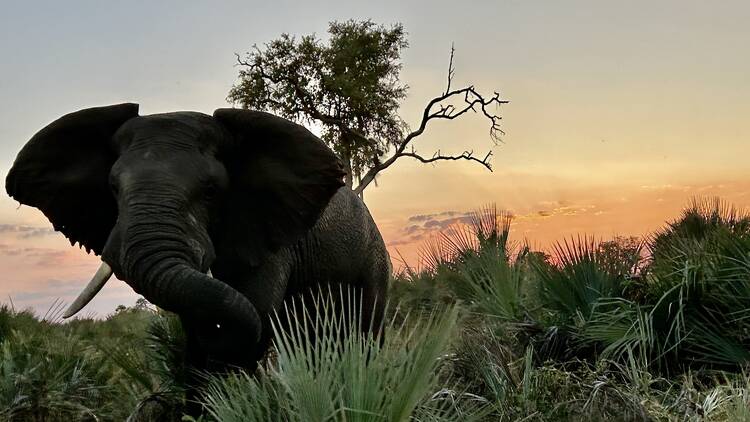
199,288,487,421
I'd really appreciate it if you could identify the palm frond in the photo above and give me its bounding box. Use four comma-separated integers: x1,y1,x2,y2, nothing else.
199,287,474,421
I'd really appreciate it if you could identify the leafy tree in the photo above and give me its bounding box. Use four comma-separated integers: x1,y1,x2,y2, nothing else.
597,236,644,278
134,297,151,311
228,20,507,196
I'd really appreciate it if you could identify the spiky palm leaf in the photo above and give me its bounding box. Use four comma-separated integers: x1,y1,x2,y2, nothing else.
199,288,487,421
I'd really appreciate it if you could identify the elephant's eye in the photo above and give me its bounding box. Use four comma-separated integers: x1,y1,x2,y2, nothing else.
203,184,218,200
110,181,120,196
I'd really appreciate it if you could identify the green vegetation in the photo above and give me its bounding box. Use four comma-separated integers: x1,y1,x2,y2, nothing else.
391,198,750,420
2,198,750,420
0,300,177,421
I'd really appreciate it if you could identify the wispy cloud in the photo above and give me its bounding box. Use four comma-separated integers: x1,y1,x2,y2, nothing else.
533,204,597,219
0,224,56,239
405,212,472,231
388,200,605,252
0,244,78,266
11,279,84,302
6,277,138,317
423,215,473,229
407,211,462,223
387,211,477,248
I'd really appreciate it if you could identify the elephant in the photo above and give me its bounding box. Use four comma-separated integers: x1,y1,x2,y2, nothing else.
5,103,390,416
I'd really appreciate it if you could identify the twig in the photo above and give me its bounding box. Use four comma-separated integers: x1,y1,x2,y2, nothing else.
445,43,455,95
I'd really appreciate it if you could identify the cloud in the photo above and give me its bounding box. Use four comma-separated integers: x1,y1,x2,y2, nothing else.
387,231,428,247
532,202,598,219
8,279,93,318
402,211,472,235
536,200,571,208
387,238,414,247
404,225,422,234
423,215,473,230
392,200,604,251
389,212,477,250
0,224,56,239
6,276,139,317
8,278,86,305
407,211,462,223
0,245,76,266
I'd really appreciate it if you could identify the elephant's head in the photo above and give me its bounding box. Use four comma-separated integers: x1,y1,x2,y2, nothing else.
5,103,345,345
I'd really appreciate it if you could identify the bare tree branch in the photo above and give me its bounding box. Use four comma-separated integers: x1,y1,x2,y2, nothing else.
235,47,507,198
402,149,493,171
353,64,508,196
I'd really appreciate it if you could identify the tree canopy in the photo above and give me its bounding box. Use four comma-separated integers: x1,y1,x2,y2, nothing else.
229,20,507,195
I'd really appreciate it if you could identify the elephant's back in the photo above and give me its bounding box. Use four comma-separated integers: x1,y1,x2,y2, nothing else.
293,187,390,292
315,187,387,261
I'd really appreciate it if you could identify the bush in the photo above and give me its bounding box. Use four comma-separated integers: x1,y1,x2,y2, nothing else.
199,288,488,421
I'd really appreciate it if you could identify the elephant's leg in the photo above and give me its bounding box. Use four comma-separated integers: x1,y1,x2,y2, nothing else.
231,250,293,362
179,309,272,417
356,244,390,338
180,318,209,417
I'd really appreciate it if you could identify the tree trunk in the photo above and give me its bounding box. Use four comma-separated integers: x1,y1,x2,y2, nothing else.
339,138,365,201
356,174,364,201
340,147,353,189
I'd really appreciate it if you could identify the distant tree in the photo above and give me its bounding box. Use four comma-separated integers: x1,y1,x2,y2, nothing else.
134,297,151,311
228,19,508,197
597,236,645,278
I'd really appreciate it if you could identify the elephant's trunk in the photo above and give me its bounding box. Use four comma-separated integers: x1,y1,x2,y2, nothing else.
136,260,261,343
113,200,262,343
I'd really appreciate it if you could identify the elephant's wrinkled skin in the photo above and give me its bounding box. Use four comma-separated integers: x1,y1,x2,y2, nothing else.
5,104,390,415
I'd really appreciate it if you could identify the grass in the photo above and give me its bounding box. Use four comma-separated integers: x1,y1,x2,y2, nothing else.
0,303,150,421
1,196,749,420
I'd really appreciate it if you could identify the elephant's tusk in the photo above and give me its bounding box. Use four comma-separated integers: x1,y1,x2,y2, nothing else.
62,262,113,319
207,269,213,278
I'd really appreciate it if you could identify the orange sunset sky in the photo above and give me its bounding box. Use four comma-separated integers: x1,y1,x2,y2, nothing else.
1,1,748,316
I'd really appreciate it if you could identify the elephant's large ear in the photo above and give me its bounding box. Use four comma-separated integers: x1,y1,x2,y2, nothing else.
5,103,139,254
213,108,346,265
